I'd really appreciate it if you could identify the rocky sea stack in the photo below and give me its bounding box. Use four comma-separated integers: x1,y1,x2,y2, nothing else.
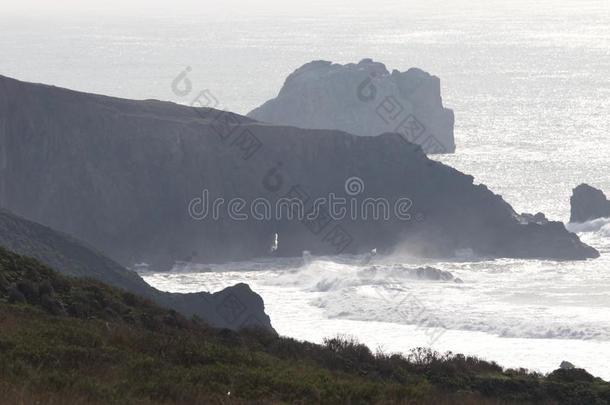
248,59,455,154
570,184,610,223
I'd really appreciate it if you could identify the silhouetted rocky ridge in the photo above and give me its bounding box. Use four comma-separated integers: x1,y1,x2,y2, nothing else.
0,75,598,269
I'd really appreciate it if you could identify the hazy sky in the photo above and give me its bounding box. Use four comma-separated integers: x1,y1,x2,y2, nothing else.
3,0,401,16
2,0,602,17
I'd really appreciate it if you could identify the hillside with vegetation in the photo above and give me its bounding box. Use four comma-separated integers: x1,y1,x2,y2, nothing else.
0,209,272,331
0,246,608,404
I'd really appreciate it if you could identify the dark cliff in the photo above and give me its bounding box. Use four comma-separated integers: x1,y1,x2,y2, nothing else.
0,209,273,331
0,75,598,267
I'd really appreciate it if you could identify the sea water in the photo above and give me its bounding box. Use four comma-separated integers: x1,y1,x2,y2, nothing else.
2,0,609,378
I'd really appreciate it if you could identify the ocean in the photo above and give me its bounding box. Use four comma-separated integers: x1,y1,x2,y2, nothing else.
2,0,609,378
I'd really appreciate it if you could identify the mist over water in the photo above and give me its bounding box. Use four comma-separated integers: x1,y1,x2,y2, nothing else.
140,215,610,379
3,0,609,378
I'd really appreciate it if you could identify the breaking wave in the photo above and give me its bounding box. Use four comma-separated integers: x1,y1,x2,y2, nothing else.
143,245,610,343
567,217,610,237
260,256,610,341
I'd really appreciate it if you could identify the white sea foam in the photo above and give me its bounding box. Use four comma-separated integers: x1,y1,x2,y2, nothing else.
567,217,610,237
143,252,610,341
141,247,610,379
140,215,610,377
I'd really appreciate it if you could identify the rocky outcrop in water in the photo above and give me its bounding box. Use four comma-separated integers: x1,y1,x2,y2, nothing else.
412,266,460,282
248,59,455,154
365,265,460,282
570,184,610,223
0,75,598,268
0,209,273,331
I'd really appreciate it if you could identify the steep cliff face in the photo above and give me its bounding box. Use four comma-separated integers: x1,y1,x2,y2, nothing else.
0,75,598,268
248,59,455,154
0,209,273,331
570,184,610,223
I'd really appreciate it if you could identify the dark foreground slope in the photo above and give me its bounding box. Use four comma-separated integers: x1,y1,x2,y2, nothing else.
0,210,272,331
1,247,609,404
0,75,598,267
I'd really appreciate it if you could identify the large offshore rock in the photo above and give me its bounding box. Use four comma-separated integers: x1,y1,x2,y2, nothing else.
0,75,598,268
570,184,610,223
248,59,455,153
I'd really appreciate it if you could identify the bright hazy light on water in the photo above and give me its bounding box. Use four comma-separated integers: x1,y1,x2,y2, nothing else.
2,0,607,17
